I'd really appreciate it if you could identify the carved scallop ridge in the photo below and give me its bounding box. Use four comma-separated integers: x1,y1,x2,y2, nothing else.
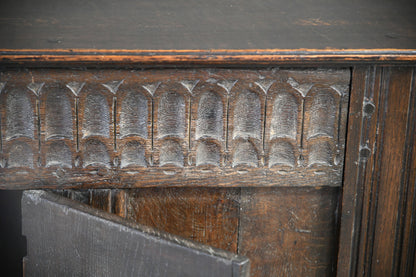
196,140,221,167
120,140,147,168
232,140,259,168
307,140,333,167
157,91,185,139
82,91,110,138
233,90,261,140
45,89,73,140
306,89,337,140
119,91,148,139
270,92,299,140
45,141,72,168
269,140,296,168
159,139,184,167
196,91,223,141
83,138,111,168
6,89,35,141
7,140,34,168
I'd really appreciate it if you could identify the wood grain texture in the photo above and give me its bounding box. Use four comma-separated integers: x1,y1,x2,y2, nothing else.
123,188,240,253
89,189,112,213
0,0,415,50
0,68,350,189
338,66,416,277
399,69,416,276
22,190,250,277
238,187,340,277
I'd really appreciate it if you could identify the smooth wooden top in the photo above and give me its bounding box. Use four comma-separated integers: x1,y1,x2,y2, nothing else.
0,0,415,51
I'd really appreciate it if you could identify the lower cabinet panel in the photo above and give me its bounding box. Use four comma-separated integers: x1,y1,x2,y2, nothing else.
62,187,340,277
238,187,339,277
124,188,240,253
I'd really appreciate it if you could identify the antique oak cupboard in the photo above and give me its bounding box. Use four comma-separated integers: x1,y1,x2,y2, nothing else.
0,0,415,276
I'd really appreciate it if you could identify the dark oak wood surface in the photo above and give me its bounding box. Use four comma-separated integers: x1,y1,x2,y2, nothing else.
238,187,339,277
0,4,415,273
65,66,416,277
123,188,240,253
1,63,415,276
0,0,415,50
337,66,416,277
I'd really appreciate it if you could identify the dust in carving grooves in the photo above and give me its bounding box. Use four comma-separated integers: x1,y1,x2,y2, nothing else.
0,68,350,189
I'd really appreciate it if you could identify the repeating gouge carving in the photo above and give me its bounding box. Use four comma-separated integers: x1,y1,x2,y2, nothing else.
0,68,349,187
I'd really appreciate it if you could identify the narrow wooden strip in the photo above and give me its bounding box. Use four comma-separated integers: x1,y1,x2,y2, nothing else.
337,67,368,277
395,67,416,276
112,190,127,219
399,68,416,276
2,54,416,65
1,49,416,65
355,67,383,277
0,167,344,189
2,48,416,55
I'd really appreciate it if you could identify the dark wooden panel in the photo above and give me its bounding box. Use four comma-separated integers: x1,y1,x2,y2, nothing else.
0,0,415,50
338,67,416,277
0,68,350,189
123,188,240,253
22,190,249,277
238,187,339,277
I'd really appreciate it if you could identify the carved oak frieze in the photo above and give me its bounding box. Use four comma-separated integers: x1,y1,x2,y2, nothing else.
0,68,350,188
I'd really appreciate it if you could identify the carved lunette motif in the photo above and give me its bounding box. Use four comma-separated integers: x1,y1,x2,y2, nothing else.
0,69,350,188
41,83,76,169
1,82,39,169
